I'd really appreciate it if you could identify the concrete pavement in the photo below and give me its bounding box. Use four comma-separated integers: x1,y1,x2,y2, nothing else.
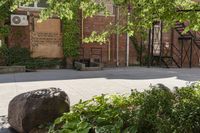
0,67,200,116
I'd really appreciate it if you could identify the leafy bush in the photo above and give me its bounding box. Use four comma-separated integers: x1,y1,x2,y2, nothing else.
15,59,62,69
0,45,30,66
0,46,61,69
49,82,200,133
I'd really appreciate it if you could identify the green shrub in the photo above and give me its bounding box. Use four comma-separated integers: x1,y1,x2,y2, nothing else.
137,85,174,133
49,82,200,133
172,83,200,132
0,45,30,66
0,46,62,69
15,59,62,69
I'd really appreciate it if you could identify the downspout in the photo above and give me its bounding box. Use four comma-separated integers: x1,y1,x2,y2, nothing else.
147,29,151,67
108,39,111,61
81,10,84,44
126,28,130,67
126,5,131,67
116,6,120,67
159,21,163,67
81,10,85,59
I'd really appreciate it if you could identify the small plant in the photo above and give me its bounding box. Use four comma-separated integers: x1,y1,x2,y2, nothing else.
49,82,200,133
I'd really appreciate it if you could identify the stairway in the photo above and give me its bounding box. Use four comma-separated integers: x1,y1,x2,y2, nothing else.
175,22,200,49
152,22,200,68
174,22,200,67
161,56,181,68
148,22,200,68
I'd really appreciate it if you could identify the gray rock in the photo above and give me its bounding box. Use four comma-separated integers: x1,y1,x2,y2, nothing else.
8,88,70,133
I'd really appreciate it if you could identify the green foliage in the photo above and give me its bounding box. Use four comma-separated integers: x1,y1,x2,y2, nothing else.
0,1,10,22
113,0,127,5
130,36,150,65
83,31,110,44
80,1,106,18
1,0,200,44
130,36,144,62
0,1,10,37
0,45,61,69
15,59,61,69
62,2,80,58
49,82,200,133
0,45,30,66
1,0,81,58
137,85,174,133
0,25,10,37
172,83,200,132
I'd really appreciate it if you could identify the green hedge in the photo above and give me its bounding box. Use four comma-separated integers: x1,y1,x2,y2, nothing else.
0,46,62,69
49,82,200,133
0,45,30,66
15,59,62,69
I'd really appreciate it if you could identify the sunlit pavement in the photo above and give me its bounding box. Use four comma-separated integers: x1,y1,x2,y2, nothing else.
0,67,199,115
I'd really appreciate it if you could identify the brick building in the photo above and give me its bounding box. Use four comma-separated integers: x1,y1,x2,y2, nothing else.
7,0,200,68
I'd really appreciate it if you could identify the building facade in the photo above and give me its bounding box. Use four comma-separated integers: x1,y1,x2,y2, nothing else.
7,1,200,68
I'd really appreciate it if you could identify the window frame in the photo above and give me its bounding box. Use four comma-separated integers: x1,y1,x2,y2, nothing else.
95,0,115,16
97,3,115,16
19,1,47,10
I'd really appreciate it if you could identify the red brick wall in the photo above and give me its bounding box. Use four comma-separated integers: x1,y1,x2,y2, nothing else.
8,11,30,49
8,12,137,67
9,11,200,67
8,25,30,49
81,15,137,66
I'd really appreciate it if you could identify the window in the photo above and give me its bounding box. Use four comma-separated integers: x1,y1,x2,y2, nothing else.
105,3,114,15
19,0,48,9
96,0,114,16
37,0,48,8
152,24,161,56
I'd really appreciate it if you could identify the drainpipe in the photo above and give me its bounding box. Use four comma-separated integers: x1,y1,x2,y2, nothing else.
116,6,120,67
81,10,84,44
108,39,111,61
126,4,131,67
126,26,130,67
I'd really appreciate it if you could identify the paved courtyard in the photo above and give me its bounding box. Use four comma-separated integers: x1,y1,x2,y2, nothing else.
0,67,200,116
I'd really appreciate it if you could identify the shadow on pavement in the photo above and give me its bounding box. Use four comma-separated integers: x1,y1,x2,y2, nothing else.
0,67,199,84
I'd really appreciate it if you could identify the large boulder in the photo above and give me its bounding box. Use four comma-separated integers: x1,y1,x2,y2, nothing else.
8,88,70,133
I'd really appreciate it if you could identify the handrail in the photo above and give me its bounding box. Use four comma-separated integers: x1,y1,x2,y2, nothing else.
175,22,200,66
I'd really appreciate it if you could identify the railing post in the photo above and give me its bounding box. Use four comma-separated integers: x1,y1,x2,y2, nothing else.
189,38,193,68
148,29,151,68
181,39,183,68
170,28,174,65
151,24,154,66
159,21,163,67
